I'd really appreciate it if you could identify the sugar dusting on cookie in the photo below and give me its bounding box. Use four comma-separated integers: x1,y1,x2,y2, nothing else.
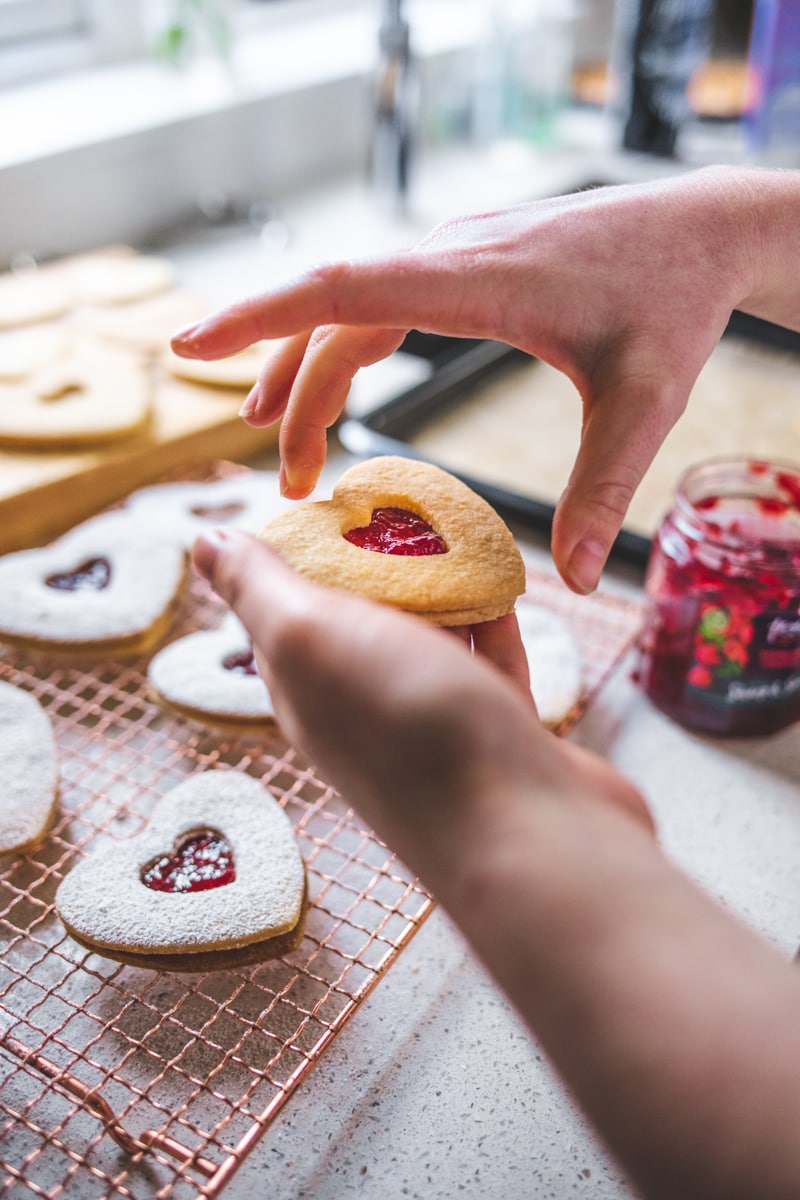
0,681,59,854
55,771,305,956
147,614,276,723
0,511,186,650
516,603,583,728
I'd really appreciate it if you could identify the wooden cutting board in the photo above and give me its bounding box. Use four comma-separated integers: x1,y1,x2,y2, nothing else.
0,248,280,553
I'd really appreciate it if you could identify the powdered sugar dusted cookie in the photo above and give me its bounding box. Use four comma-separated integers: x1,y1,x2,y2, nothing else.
55,771,307,970
0,512,186,656
259,456,526,625
0,681,59,855
126,471,295,548
516,602,583,728
148,614,276,728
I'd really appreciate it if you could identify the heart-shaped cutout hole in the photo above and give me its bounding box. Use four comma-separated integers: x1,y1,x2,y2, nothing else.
142,828,235,893
343,506,447,556
45,556,112,591
221,647,258,676
189,501,246,521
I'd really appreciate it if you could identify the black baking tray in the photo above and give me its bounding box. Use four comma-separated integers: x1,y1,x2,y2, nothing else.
338,310,800,571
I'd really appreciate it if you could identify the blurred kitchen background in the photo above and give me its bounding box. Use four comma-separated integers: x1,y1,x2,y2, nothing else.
2,0,799,277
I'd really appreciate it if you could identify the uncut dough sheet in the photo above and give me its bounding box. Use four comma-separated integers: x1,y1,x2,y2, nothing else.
409,338,800,540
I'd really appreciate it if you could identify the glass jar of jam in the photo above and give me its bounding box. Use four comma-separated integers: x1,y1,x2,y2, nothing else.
637,457,800,736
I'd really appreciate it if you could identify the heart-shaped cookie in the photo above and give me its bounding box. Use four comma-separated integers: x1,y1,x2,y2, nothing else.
161,340,276,389
0,511,187,655
516,601,583,728
0,341,151,447
259,456,526,625
0,681,59,855
55,771,307,970
127,471,298,549
148,614,276,728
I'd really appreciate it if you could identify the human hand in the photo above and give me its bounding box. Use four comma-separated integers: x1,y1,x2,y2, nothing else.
192,528,654,881
173,167,759,593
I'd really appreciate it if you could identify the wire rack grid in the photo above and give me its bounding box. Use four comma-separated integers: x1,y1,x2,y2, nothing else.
0,484,644,1200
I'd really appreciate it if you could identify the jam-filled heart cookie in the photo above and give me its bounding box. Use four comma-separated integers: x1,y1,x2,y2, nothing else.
148,614,276,728
55,771,307,971
259,456,526,625
0,681,59,855
0,512,186,656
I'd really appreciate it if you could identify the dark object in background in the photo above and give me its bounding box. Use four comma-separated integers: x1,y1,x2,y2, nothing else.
621,0,715,154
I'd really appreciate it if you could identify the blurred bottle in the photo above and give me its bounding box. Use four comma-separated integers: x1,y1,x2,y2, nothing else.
371,0,418,213
472,0,575,147
745,0,800,163
614,0,714,155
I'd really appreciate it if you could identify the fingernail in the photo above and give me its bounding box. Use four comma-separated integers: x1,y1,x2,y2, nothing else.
238,385,259,418
566,538,607,594
170,318,215,352
192,527,231,579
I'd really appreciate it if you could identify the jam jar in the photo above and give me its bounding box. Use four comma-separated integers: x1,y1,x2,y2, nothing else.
637,457,800,736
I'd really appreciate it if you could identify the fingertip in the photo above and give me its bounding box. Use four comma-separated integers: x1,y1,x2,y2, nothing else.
563,537,608,595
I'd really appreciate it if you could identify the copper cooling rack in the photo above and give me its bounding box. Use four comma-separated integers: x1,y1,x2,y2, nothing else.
0,482,643,1199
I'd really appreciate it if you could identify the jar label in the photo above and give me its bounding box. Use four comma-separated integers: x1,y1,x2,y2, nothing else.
685,604,800,709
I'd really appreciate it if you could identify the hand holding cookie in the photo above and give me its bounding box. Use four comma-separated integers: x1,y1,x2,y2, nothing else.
258,456,526,625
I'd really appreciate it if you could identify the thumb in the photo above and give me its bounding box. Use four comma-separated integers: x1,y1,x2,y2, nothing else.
551,375,690,593
192,527,307,658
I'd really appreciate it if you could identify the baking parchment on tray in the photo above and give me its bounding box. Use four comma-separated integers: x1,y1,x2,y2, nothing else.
338,313,800,570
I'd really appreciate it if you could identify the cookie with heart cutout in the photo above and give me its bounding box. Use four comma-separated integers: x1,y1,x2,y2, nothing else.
55,771,308,971
259,456,526,625
515,601,584,729
126,470,299,550
147,613,277,729
0,511,187,656
161,339,277,389
0,340,151,448
0,681,59,856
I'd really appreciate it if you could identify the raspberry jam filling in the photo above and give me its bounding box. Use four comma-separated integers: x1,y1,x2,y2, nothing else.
343,507,447,556
222,648,258,676
46,556,112,591
142,831,235,893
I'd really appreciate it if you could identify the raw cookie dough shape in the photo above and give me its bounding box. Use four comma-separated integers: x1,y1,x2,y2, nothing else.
0,325,71,382
516,602,584,728
55,771,308,970
63,253,175,306
0,511,187,656
0,271,71,330
259,455,526,625
148,614,276,728
0,342,151,447
162,340,277,389
0,681,59,855
126,471,296,548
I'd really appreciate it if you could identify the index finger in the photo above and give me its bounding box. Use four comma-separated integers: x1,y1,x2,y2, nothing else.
170,252,477,361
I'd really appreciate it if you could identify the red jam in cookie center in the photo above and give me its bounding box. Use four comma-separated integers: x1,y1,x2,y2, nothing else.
142,831,235,893
46,556,112,591
343,507,447,556
222,648,258,675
